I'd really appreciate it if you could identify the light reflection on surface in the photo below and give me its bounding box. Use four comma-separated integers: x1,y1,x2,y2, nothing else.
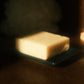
80,32,84,41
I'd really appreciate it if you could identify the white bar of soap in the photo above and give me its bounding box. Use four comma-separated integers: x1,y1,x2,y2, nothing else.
16,31,70,60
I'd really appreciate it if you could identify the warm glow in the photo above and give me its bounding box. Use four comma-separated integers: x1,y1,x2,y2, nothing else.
16,31,70,60
80,32,84,41
16,38,47,60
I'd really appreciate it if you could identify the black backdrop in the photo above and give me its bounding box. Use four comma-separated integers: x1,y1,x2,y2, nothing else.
57,0,80,36
0,0,80,66
0,0,80,37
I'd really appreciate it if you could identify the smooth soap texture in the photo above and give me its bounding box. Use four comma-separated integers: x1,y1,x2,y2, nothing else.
16,31,70,60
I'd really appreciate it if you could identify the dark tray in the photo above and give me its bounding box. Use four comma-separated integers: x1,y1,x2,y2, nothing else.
17,47,79,66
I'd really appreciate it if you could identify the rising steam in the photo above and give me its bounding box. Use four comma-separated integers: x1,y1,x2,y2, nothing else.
0,0,61,37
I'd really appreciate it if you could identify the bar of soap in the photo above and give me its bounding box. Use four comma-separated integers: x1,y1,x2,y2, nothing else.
16,31,70,60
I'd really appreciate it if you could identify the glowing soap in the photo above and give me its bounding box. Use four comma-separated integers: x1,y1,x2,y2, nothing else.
16,31,70,60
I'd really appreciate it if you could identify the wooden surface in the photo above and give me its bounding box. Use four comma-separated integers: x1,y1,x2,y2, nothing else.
0,53,84,84
0,57,84,84
0,36,84,84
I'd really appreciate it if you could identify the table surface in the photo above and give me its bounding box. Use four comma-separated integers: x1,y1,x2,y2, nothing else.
0,36,84,84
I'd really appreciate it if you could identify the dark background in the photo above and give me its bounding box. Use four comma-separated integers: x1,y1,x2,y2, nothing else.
0,1,84,84
0,0,80,37
0,0,80,67
57,0,80,36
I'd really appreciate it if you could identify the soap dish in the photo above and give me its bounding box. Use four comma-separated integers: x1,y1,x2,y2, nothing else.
17,47,79,66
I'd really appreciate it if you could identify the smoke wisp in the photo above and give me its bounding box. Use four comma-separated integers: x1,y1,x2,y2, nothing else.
0,0,61,37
